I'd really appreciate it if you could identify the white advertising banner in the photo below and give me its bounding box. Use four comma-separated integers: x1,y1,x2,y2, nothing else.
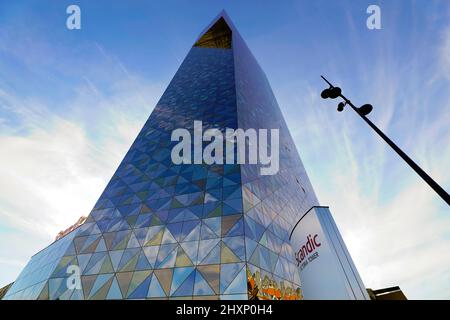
290,206,369,300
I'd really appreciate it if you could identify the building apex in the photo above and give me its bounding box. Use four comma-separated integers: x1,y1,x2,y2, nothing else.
194,16,232,49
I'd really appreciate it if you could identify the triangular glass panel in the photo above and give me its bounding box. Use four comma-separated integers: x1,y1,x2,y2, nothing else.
220,263,245,294
147,273,166,298
223,264,246,294
170,267,195,296
193,270,215,296
106,277,123,300
172,268,196,297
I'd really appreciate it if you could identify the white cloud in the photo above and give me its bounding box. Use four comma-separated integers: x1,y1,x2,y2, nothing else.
0,78,162,232
285,87,450,299
439,27,450,80
287,82,450,299
266,3,450,299
0,59,164,287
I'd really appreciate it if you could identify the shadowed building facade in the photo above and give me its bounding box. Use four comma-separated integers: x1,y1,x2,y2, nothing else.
3,12,319,300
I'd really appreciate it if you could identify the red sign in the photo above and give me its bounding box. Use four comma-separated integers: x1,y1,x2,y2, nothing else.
55,216,87,240
294,234,321,266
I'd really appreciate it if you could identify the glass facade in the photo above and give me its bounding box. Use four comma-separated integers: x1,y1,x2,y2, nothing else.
3,12,319,300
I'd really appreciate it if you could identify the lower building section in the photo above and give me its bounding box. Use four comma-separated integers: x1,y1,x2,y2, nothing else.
3,224,301,300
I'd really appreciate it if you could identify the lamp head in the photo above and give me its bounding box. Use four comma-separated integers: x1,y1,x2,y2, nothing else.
357,104,373,116
321,86,342,99
328,87,342,99
321,88,331,99
337,102,345,112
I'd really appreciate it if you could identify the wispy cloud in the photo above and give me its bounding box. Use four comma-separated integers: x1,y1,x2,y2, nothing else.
0,28,164,285
279,7,450,299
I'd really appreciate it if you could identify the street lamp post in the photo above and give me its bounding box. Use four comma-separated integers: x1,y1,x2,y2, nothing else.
320,75,450,206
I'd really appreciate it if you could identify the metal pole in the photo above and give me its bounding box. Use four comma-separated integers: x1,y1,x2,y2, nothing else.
321,76,450,206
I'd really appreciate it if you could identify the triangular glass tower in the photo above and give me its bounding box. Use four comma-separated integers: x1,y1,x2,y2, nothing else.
4,11,319,300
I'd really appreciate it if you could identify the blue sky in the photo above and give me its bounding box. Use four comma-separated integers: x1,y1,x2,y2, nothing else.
0,0,449,299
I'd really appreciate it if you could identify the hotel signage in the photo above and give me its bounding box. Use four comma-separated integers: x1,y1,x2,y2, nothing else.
55,216,87,241
290,206,369,300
